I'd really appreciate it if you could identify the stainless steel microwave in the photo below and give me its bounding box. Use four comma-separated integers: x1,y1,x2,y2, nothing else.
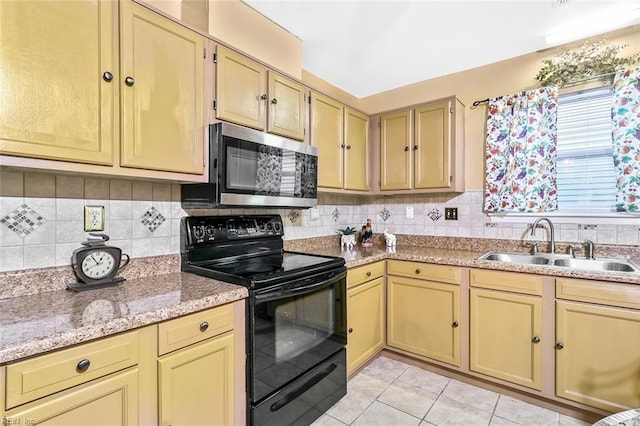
181,123,318,209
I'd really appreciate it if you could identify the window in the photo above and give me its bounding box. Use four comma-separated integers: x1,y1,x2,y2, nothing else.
556,86,616,213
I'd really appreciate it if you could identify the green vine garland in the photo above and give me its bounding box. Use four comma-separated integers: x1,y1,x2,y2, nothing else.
535,39,640,87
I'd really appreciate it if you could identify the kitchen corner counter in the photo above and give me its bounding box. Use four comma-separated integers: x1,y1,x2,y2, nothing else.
0,272,247,365
300,244,640,286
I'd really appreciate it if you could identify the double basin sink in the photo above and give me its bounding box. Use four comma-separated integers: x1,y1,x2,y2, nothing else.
478,252,640,273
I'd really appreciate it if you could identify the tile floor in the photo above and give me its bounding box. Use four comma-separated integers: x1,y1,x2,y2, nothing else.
312,356,595,426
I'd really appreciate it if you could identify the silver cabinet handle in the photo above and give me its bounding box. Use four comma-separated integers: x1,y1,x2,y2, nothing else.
76,359,91,373
199,321,209,332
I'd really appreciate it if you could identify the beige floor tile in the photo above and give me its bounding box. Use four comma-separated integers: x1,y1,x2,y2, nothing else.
326,389,376,425
494,395,559,426
489,415,522,425
348,371,394,400
441,379,499,413
360,356,410,382
424,396,492,426
352,401,421,426
377,380,439,419
311,414,347,426
398,365,451,395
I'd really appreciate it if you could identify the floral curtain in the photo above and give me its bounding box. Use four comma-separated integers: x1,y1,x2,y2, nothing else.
484,87,558,213
611,67,640,212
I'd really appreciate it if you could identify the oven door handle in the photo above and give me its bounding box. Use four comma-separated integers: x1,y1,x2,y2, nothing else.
269,361,339,413
255,270,346,302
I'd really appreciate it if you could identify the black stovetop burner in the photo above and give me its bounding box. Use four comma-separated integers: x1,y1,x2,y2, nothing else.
180,215,345,289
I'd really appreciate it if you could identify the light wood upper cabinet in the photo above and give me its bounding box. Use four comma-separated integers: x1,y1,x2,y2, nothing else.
120,0,204,174
215,46,306,140
0,0,117,165
310,92,369,191
215,45,267,131
268,71,306,140
380,110,412,190
310,92,345,189
469,288,543,390
344,107,369,191
414,101,451,189
378,97,464,193
556,300,640,412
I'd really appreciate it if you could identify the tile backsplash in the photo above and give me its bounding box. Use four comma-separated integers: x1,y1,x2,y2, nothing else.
1,170,639,273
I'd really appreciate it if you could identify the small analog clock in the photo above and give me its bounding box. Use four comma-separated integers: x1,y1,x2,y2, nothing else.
69,233,130,292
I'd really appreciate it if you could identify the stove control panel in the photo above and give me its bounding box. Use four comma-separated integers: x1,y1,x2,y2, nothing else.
183,215,283,245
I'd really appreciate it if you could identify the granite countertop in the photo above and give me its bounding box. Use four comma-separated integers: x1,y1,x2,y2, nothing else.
0,272,247,364
301,244,640,286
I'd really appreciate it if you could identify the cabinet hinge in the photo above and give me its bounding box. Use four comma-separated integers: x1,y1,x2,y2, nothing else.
449,175,453,182
308,95,311,105
450,105,453,114
203,47,207,59
378,118,381,128
213,53,217,64
213,100,217,110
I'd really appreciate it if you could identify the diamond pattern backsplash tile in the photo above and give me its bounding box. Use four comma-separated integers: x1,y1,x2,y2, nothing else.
1,203,47,237
427,208,442,221
332,208,340,222
380,207,391,222
140,206,166,232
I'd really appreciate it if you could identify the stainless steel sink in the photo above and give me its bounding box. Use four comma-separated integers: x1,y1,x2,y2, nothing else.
479,252,551,265
553,258,640,272
478,251,640,274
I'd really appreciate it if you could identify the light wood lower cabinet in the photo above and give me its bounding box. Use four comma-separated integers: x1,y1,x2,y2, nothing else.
387,261,461,366
158,332,235,426
1,302,243,425
3,369,138,425
556,279,640,412
346,262,385,375
469,288,543,390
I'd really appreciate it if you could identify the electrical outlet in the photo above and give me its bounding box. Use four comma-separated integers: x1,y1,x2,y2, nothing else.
84,205,105,231
406,206,414,219
444,207,458,221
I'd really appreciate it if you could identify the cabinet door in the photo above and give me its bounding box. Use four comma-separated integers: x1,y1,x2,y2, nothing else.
344,108,369,191
414,101,451,189
310,92,344,189
380,111,411,190
0,0,116,165
159,333,235,426
556,301,640,412
347,277,385,375
267,71,306,140
470,288,542,390
4,369,138,425
120,1,204,174
387,275,460,366
216,45,267,130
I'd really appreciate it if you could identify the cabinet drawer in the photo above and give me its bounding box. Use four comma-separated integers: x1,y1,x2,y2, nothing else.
158,304,234,356
5,330,139,409
387,260,461,284
347,261,385,289
470,269,543,296
556,278,640,309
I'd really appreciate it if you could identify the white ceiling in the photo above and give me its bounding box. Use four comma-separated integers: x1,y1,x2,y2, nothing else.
243,0,640,98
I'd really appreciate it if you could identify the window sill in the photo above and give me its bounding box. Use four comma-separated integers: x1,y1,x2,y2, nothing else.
488,211,640,226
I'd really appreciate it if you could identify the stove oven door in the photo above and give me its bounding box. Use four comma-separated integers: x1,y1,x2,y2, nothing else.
249,268,347,426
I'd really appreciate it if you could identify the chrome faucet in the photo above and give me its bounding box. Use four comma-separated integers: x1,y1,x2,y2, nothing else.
583,239,595,259
530,217,556,254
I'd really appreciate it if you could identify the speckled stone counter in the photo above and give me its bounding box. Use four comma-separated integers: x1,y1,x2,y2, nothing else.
295,241,640,286
0,272,247,364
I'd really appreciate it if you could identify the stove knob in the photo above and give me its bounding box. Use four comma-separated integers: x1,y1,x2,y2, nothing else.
193,226,205,239
273,222,281,232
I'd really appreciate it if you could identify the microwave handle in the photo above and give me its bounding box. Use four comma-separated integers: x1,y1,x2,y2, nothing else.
254,270,346,302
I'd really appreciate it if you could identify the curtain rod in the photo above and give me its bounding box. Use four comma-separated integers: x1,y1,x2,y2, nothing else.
471,70,621,108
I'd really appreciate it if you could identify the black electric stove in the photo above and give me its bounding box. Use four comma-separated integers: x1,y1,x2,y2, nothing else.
180,215,347,426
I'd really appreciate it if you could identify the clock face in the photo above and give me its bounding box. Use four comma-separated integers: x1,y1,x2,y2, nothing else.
80,250,117,280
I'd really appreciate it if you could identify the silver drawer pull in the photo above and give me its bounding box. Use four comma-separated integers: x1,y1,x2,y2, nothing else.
200,321,209,332
76,359,91,373
366,271,372,277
